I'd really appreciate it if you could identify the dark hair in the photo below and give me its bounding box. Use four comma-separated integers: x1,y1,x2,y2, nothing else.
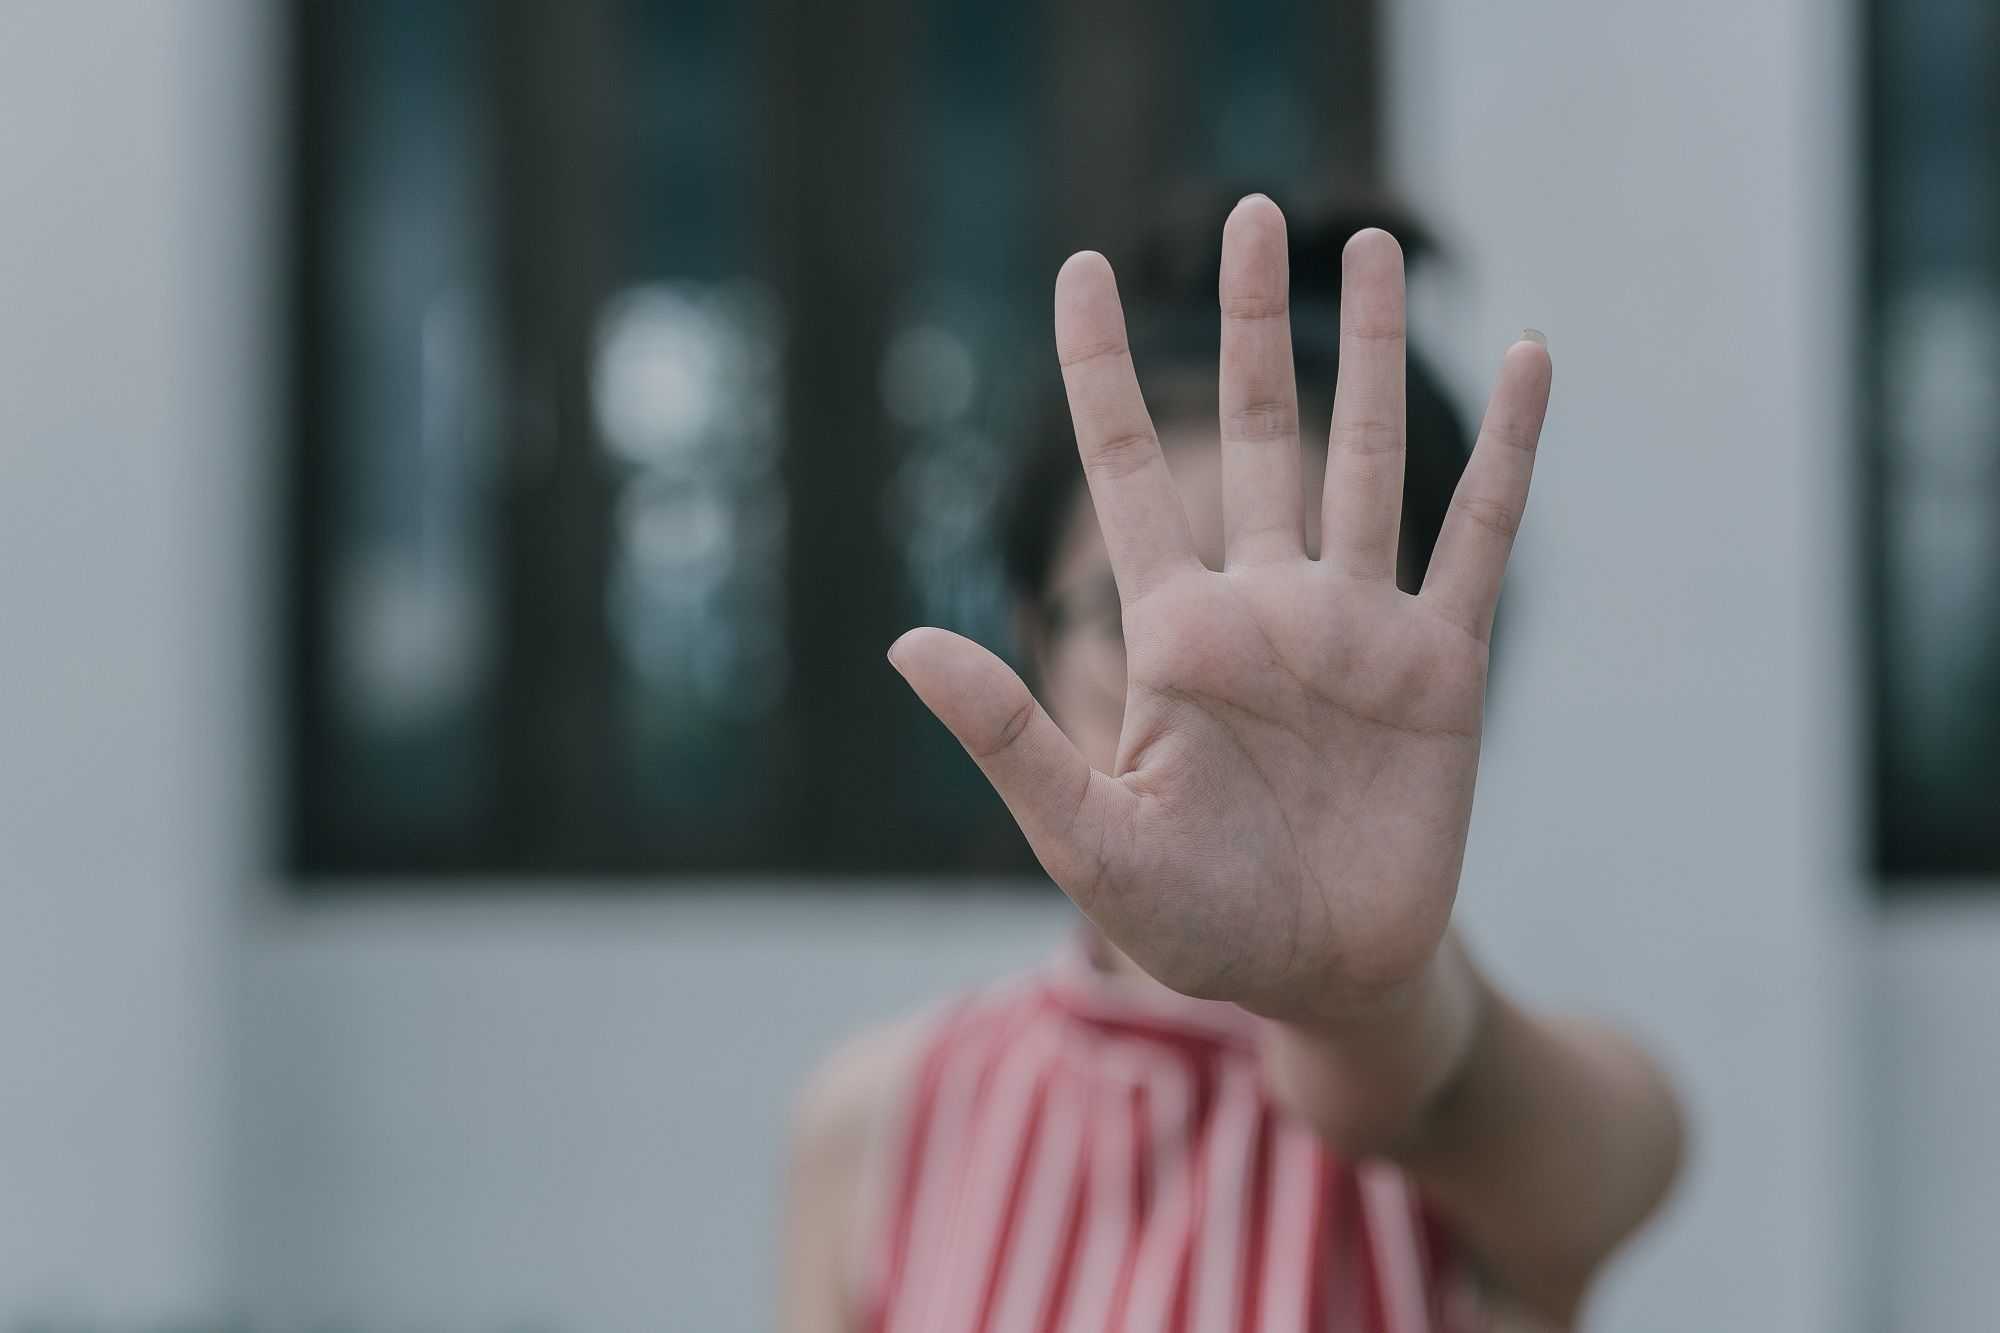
1000,185,1473,614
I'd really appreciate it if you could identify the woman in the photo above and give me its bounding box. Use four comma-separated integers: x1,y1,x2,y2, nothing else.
782,193,1683,1332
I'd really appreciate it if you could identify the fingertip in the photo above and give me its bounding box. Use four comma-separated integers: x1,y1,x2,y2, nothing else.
1225,192,1286,233
1054,251,1131,358
1220,194,1290,308
1502,333,1553,383
1342,226,1404,273
886,626,939,674
1057,249,1115,293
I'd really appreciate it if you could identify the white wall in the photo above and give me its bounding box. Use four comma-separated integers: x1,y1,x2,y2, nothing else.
0,0,270,1320
234,893,1069,1333
1386,1,1863,1329
1872,903,2000,1331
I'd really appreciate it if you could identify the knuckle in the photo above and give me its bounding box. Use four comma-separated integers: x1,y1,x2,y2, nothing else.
1453,492,1520,540
1083,430,1161,481
1486,418,1542,454
1341,319,1405,344
1330,415,1402,456
1220,295,1289,323
1058,337,1130,369
975,698,1037,760
1224,399,1298,443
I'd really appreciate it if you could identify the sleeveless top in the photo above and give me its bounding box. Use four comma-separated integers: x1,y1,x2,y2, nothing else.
861,940,1488,1333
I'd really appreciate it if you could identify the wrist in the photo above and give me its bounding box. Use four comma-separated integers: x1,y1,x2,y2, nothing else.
1257,935,1490,1159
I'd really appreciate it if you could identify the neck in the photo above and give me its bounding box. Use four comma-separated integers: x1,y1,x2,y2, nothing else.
1082,926,1152,981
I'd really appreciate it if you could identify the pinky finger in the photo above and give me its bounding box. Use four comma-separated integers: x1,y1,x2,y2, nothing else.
1420,334,1552,641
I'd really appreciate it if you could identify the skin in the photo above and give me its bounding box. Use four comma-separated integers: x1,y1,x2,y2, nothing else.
784,198,1684,1331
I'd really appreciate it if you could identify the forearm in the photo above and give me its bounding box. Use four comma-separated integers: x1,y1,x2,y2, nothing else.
1259,934,1684,1326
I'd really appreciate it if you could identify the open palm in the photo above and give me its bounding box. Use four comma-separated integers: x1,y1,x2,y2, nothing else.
891,197,1552,1025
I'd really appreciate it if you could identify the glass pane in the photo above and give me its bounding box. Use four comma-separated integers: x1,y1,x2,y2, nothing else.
301,0,501,867
294,0,1380,879
600,0,795,866
1872,0,2000,878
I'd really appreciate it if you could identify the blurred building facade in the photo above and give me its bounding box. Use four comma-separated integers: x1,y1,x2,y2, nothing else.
1,1,1996,1331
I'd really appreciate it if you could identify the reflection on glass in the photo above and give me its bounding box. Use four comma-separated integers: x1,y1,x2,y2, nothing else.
596,281,788,723
336,289,496,734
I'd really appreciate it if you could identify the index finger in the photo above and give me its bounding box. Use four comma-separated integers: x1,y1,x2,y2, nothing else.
1055,251,1199,603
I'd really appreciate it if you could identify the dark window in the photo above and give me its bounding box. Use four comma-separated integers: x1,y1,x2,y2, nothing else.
289,0,1380,880
1867,0,2000,880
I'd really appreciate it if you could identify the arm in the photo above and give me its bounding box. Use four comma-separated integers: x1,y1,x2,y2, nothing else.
780,1109,862,1333
1261,932,1684,1327
780,1021,925,1333
891,198,1682,1333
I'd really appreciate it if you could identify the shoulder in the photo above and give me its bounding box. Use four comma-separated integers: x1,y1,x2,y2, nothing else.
790,1012,935,1169
783,978,1045,1268
791,972,1049,1158
782,1012,939,1333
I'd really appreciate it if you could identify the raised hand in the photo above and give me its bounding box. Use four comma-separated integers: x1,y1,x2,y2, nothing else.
890,196,1551,1026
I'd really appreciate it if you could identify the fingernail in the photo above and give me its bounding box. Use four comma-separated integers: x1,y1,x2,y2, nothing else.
1518,328,1547,346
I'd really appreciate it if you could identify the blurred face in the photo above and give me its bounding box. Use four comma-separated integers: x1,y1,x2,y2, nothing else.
1029,422,1328,773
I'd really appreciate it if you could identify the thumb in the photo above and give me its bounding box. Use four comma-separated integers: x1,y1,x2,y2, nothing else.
888,627,1125,906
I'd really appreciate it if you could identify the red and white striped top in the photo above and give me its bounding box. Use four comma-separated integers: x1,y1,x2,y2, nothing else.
861,943,1487,1333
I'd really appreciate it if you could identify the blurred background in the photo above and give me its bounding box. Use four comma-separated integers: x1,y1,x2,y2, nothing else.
1,0,1996,1329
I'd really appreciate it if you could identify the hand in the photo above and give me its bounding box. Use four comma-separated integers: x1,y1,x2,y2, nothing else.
890,196,1552,1026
